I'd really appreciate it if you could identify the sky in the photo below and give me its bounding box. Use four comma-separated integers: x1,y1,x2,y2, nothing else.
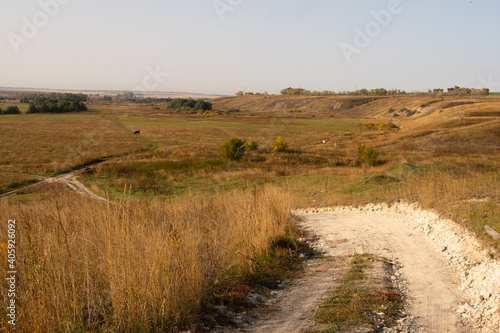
1,0,499,95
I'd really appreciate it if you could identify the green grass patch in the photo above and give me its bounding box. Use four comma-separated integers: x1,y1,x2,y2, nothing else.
311,254,403,332
98,158,226,178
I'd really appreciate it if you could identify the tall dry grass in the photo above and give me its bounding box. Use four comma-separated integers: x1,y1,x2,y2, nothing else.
0,184,291,332
324,166,500,252
393,170,500,251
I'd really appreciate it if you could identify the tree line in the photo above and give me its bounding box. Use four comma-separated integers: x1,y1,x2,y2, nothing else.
0,105,21,114
168,98,212,111
27,94,88,114
277,86,490,97
19,92,88,103
279,87,407,96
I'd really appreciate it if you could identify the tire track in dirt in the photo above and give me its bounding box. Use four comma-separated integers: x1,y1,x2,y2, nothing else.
0,170,109,202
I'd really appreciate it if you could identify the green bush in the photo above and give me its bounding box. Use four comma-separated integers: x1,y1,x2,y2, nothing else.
273,136,288,152
218,138,246,160
357,144,379,167
244,140,258,151
2,105,21,114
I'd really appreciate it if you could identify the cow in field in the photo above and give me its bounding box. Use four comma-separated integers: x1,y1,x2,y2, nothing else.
133,130,140,135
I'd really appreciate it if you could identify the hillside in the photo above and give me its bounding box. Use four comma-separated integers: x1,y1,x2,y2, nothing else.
212,95,500,156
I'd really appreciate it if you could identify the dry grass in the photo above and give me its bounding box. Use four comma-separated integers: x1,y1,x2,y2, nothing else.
308,164,500,252
0,96,498,331
0,183,292,332
0,173,41,194
0,114,147,176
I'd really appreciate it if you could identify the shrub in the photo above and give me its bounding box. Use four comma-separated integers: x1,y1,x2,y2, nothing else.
273,136,288,152
218,137,246,160
406,109,417,117
244,140,258,151
357,144,379,167
387,122,399,129
363,123,375,130
2,105,21,114
376,122,388,131
388,108,395,113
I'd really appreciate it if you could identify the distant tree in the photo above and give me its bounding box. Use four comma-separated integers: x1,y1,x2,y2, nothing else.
357,144,379,167
27,104,39,114
218,138,246,160
2,105,21,114
194,100,212,111
115,91,135,102
236,91,244,96
169,98,206,110
273,136,288,152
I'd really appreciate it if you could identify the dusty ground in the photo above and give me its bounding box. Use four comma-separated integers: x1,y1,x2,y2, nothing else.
217,204,500,333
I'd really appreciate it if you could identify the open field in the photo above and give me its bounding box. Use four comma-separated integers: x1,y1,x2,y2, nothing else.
0,94,499,331
0,112,148,192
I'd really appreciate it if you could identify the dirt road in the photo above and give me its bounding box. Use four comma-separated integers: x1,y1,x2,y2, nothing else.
233,204,500,333
300,212,465,332
0,171,108,202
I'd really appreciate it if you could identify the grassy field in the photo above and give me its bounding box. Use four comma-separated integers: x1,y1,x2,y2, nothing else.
0,183,296,332
0,95,499,331
0,112,149,192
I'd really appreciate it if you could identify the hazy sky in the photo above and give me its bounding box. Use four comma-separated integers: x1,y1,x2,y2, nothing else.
1,0,499,95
